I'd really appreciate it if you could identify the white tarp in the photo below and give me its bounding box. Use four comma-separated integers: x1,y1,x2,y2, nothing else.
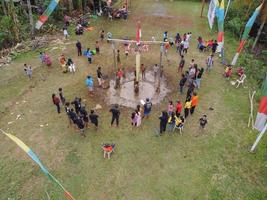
207,0,218,29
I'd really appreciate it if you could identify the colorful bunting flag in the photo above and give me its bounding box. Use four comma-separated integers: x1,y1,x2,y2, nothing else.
207,0,218,29
254,75,267,132
1,130,76,200
35,0,60,30
216,0,224,53
231,3,263,65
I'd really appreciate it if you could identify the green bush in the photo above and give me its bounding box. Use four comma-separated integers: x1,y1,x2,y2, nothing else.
237,52,267,88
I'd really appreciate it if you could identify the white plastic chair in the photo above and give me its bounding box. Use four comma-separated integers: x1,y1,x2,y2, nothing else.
235,74,246,88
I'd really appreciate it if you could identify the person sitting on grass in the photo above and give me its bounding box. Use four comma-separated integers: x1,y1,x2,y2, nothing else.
224,65,232,78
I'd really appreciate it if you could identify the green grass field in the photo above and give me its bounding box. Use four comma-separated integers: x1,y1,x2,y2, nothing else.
0,0,267,199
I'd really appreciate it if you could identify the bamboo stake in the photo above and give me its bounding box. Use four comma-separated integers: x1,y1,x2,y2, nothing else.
248,90,256,128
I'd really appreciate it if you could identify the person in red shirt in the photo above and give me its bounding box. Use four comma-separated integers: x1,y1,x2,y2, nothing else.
175,100,183,117
190,92,199,115
52,93,61,113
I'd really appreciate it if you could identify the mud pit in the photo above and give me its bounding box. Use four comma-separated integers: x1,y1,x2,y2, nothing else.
105,71,170,108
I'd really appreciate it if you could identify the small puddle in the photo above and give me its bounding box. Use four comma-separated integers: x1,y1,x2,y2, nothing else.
105,71,170,108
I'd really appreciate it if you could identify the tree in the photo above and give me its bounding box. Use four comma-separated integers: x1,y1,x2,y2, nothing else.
7,0,20,43
27,0,35,39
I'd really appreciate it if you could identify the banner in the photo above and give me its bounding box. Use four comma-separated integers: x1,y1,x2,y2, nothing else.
231,3,263,65
254,75,267,132
216,0,224,54
207,0,218,29
1,130,76,200
35,0,60,30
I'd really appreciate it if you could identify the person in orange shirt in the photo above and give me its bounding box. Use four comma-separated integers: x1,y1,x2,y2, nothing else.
190,92,199,115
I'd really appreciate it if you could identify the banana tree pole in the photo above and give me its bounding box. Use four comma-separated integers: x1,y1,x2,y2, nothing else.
200,0,205,17
1,0,7,15
27,0,35,39
252,16,266,51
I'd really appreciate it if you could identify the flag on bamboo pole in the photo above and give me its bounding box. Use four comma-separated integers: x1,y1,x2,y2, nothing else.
1,131,76,200
254,75,267,132
136,21,141,45
207,0,218,29
216,0,224,53
35,0,60,30
231,3,263,65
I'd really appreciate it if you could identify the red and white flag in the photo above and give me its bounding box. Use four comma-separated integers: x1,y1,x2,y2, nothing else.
136,21,142,45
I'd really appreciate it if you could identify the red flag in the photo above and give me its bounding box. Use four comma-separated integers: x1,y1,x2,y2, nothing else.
136,21,141,45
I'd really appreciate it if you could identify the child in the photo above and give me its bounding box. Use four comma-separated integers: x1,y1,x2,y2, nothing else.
64,102,72,126
184,98,191,118
167,101,174,116
67,58,76,73
141,64,146,79
100,30,105,41
107,32,112,43
175,100,182,117
117,50,121,64
179,74,187,94
58,88,66,105
26,66,32,79
63,28,69,39
59,54,67,73
97,67,103,87
206,54,214,73
178,55,185,73
110,104,120,127
95,41,100,54
85,76,94,96
86,48,92,64
131,112,137,127
199,115,208,129
159,111,168,134
167,112,176,131
89,110,99,129
143,98,152,118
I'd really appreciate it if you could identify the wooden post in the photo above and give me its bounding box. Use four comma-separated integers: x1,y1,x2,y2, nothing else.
112,41,117,70
252,19,266,51
200,0,205,18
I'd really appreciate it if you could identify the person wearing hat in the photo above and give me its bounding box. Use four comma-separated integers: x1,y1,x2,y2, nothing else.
143,98,152,119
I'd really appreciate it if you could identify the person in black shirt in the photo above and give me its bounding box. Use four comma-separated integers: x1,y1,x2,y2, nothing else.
178,55,185,74
110,104,120,127
97,67,103,87
196,68,204,89
212,40,218,53
199,115,208,129
71,97,82,114
58,88,65,105
76,40,82,56
186,83,195,100
179,74,187,94
75,116,86,137
89,110,99,129
80,106,89,128
159,111,168,134
64,102,72,126
69,108,78,125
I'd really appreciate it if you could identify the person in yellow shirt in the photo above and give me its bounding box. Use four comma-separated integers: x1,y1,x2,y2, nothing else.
184,98,191,118
190,92,199,115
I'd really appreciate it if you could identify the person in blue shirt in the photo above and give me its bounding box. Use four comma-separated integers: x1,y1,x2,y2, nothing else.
86,76,94,96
